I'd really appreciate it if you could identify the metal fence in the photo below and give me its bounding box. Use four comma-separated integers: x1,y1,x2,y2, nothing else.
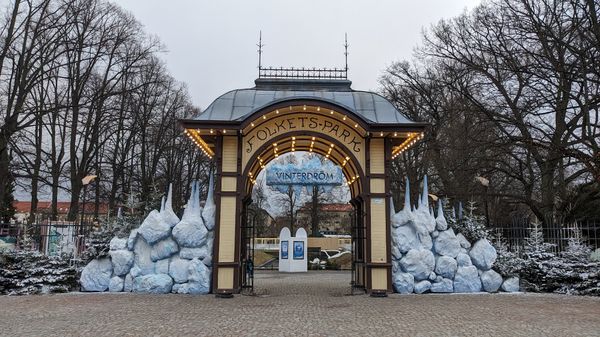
490,219,600,256
0,215,96,257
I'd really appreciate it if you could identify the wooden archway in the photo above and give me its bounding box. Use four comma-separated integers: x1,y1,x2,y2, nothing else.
181,93,426,297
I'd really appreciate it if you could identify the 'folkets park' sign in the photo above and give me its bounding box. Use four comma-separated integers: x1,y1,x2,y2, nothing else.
243,113,364,155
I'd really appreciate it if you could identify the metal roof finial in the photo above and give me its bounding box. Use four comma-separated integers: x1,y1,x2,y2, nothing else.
344,33,349,73
257,31,264,73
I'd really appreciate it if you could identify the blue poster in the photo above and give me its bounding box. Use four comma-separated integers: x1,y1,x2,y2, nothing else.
281,241,288,259
293,241,304,260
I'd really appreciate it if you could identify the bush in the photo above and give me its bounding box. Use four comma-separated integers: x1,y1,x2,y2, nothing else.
0,250,79,295
492,223,600,296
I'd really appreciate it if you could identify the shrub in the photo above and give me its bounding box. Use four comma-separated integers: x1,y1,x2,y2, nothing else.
0,250,79,295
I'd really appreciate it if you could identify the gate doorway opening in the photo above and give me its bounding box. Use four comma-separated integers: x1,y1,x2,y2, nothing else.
239,151,365,295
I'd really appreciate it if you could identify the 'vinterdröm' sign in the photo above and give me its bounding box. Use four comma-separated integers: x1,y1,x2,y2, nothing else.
266,157,343,187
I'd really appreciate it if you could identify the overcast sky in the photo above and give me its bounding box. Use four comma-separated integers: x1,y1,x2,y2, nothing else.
112,0,481,109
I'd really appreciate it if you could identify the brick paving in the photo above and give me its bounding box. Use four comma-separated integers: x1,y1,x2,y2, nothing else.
1,270,600,337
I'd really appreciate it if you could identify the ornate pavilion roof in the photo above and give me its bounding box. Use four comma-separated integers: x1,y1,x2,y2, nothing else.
186,78,421,127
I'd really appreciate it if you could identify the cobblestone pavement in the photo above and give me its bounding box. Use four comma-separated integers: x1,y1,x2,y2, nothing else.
2,271,600,337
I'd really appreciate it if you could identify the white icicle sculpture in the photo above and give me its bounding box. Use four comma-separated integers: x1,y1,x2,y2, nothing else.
80,180,215,294
390,175,519,294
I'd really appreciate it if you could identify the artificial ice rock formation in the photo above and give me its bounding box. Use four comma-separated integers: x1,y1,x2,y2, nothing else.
391,176,519,294
80,180,214,294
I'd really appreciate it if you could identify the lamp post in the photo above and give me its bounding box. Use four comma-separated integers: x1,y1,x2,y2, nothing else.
475,176,490,227
78,175,97,255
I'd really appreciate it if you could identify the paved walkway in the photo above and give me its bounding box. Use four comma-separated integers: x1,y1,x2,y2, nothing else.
1,271,600,336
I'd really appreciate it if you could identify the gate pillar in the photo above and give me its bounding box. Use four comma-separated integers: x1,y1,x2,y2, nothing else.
212,135,241,296
365,137,393,295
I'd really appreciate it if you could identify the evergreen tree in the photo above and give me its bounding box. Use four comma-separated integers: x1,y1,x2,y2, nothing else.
561,224,592,262
449,201,488,241
524,222,556,260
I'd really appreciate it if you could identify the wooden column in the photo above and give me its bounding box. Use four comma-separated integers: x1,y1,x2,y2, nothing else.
213,135,239,296
367,137,391,295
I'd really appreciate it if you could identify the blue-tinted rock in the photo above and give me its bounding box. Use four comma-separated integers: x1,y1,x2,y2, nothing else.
80,258,113,292
188,258,211,294
110,237,127,251
154,258,169,274
431,278,453,293
179,246,209,260
150,237,179,261
109,276,124,292
469,239,497,270
400,249,435,281
418,232,433,250
127,229,138,251
202,175,216,231
414,280,431,294
481,269,503,292
435,255,458,279
392,259,401,274
435,214,448,231
133,274,173,294
124,274,133,292
138,210,171,244
110,250,134,276
392,224,421,253
456,253,472,267
393,272,414,294
413,208,436,233
433,229,461,258
454,266,482,293
133,237,154,275
169,257,191,283
391,208,412,228
129,265,141,278
172,219,208,248
501,277,520,292
162,184,180,227
392,245,402,261
456,233,471,249
202,255,212,267
428,271,437,281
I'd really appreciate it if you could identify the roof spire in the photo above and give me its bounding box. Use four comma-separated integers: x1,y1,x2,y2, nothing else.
257,31,264,74
344,33,349,73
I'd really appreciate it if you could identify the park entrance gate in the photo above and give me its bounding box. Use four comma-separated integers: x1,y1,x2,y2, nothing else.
180,71,425,297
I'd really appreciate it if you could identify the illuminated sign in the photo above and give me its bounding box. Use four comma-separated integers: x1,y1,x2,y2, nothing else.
244,113,363,155
266,157,343,187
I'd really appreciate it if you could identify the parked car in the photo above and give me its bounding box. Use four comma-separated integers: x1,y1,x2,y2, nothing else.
320,249,350,260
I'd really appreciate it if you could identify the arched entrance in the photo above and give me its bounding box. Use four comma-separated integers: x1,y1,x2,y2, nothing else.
180,76,426,296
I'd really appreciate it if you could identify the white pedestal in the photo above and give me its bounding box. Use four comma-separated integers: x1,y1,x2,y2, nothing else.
279,227,307,273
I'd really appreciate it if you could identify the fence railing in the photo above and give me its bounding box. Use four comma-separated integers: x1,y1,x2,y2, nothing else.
258,66,348,80
0,215,96,257
490,220,600,256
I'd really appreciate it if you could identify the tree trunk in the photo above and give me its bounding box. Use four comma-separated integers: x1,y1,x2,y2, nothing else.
311,185,319,236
